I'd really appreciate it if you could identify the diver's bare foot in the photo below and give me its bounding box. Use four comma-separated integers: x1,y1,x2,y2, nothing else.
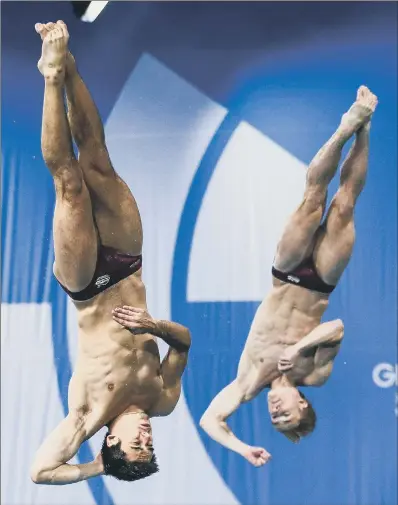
37,23,69,80
35,21,75,74
35,21,56,41
356,85,378,111
340,86,378,135
54,21,76,74
35,21,76,76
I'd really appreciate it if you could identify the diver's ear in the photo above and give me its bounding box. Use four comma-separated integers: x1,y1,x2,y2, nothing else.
106,435,120,447
298,397,308,409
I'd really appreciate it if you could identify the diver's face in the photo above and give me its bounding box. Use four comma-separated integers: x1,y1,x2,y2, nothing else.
107,413,154,462
267,387,307,431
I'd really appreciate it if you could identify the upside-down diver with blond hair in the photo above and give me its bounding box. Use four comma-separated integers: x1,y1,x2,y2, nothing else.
200,85,378,466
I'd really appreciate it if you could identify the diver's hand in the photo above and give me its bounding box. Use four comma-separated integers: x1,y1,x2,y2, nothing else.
242,445,271,467
112,306,158,335
278,346,298,373
278,358,293,372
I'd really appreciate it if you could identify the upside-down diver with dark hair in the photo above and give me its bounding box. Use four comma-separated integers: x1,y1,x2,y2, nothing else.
30,21,190,485
200,85,378,467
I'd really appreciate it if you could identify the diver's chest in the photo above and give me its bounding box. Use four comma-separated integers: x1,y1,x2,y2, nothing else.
113,369,163,396
248,340,315,384
247,330,287,362
86,364,163,404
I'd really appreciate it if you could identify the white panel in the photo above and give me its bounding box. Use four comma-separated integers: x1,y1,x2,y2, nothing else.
93,53,239,504
1,303,93,505
188,121,307,301
105,53,227,322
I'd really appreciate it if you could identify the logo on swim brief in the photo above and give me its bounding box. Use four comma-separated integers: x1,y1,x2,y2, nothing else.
287,275,300,283
95,274,111,288
129,258,141,268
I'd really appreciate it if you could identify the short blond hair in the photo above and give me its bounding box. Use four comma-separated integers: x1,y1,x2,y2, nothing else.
281,391,316,443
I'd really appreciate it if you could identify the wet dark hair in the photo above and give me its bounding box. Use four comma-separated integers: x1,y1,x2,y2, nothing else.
101,433,159,481
280,391,317,443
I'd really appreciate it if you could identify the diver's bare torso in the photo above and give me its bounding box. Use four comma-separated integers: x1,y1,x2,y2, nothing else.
64,270,167,431
241,279,329,396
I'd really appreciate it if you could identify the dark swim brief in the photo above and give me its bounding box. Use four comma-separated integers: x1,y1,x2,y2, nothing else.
272,255,335,294
57,245,142,301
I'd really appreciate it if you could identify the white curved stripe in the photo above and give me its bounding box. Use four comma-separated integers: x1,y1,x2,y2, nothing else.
188,122,307,301
67,53,238,504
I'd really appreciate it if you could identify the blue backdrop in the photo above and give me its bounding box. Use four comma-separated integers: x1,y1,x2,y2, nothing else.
2,2,397,505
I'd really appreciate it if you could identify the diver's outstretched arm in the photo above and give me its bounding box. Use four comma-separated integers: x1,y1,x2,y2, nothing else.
30,414,103,485
200,378,271,467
